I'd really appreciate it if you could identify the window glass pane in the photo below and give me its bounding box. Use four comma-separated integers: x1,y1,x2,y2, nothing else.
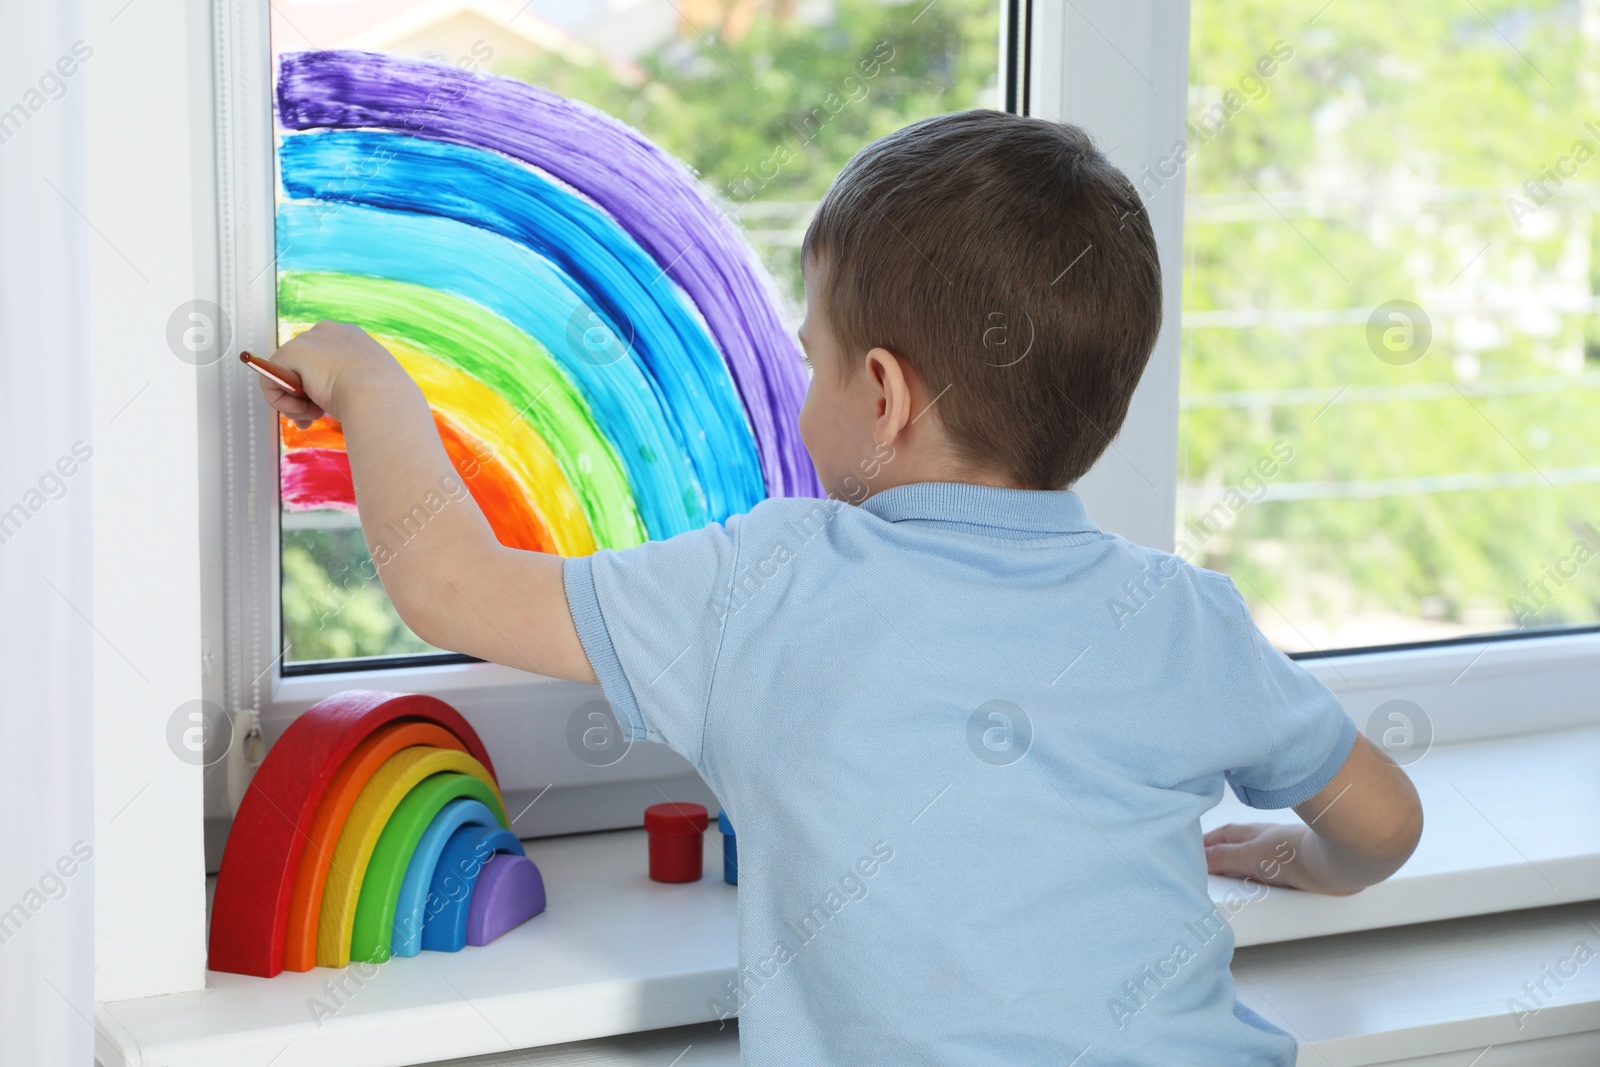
271,0,1000,667
1182,1,1596,651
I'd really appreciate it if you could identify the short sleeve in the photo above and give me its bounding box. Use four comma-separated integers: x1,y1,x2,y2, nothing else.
562,515,743,768
1216,579,1359,809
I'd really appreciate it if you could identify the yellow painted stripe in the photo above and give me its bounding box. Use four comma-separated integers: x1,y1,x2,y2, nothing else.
281,322,598,556
316,746,507,968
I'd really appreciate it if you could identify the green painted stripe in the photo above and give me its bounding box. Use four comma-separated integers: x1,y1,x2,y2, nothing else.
279,271,646,550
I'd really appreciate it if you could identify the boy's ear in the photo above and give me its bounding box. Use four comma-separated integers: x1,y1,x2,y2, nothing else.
865,345,913,442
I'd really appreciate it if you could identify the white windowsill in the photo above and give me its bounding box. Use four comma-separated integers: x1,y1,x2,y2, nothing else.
96,725,1600,1067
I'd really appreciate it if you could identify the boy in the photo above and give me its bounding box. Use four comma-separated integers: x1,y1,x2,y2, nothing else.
258,110,1423,1065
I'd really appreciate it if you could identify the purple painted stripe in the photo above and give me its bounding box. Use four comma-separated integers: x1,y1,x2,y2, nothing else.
277,49,820,499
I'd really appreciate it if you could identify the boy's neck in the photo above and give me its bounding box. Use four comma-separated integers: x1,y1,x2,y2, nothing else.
865,455,1037,495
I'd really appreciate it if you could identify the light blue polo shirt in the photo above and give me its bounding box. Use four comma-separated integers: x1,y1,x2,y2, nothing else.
564,482,1356,1066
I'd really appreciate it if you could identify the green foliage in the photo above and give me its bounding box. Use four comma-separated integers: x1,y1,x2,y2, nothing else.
507,0,997,198
1182,0,1600,640
282,526,435,663
501,0,998,303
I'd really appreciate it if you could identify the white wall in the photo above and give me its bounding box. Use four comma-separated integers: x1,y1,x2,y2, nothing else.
87,0,213,1001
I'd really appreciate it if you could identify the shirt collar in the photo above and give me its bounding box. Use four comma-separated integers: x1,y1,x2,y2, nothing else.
857,481,1100,535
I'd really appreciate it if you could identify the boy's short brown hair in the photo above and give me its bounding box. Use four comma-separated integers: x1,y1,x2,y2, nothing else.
801,109,1162,491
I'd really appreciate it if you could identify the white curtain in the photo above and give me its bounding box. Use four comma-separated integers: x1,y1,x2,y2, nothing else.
0,0,95,1062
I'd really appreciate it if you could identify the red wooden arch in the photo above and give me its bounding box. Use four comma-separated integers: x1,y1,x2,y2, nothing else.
207,690,496,977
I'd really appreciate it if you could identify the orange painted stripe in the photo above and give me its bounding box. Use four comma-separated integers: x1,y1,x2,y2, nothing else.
280,413,346,451
279,412,558,554
432,411,557,554
282,721,467,973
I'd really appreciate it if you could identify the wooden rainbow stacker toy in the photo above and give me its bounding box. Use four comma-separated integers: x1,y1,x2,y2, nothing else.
208,690,545,978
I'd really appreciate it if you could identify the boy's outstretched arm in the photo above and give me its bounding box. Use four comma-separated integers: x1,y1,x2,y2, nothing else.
255,321,597,684
1204,732,1424,895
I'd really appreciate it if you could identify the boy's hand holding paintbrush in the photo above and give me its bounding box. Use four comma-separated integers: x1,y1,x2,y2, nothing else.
245,322,598,685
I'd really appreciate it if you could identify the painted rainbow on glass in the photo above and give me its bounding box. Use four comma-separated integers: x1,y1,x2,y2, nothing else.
274,50,818,556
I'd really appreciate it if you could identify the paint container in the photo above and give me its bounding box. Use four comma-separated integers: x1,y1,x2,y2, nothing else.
717,809,738,886
643,803,707,883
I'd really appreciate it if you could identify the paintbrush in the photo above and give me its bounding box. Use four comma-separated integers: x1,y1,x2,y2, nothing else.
239,351,311,401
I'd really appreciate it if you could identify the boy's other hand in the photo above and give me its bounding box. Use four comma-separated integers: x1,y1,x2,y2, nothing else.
1203,822,1354,895
1208,733,1423,896
255,320,401,428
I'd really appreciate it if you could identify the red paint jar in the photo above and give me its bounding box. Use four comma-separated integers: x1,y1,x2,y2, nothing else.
643,802,708,883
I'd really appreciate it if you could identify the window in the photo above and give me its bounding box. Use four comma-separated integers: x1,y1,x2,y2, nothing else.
1180,0,1600,654
269,0,1002,669
211,0,1599,812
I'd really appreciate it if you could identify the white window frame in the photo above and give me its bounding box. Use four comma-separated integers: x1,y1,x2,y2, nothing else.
202,0,1600,845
